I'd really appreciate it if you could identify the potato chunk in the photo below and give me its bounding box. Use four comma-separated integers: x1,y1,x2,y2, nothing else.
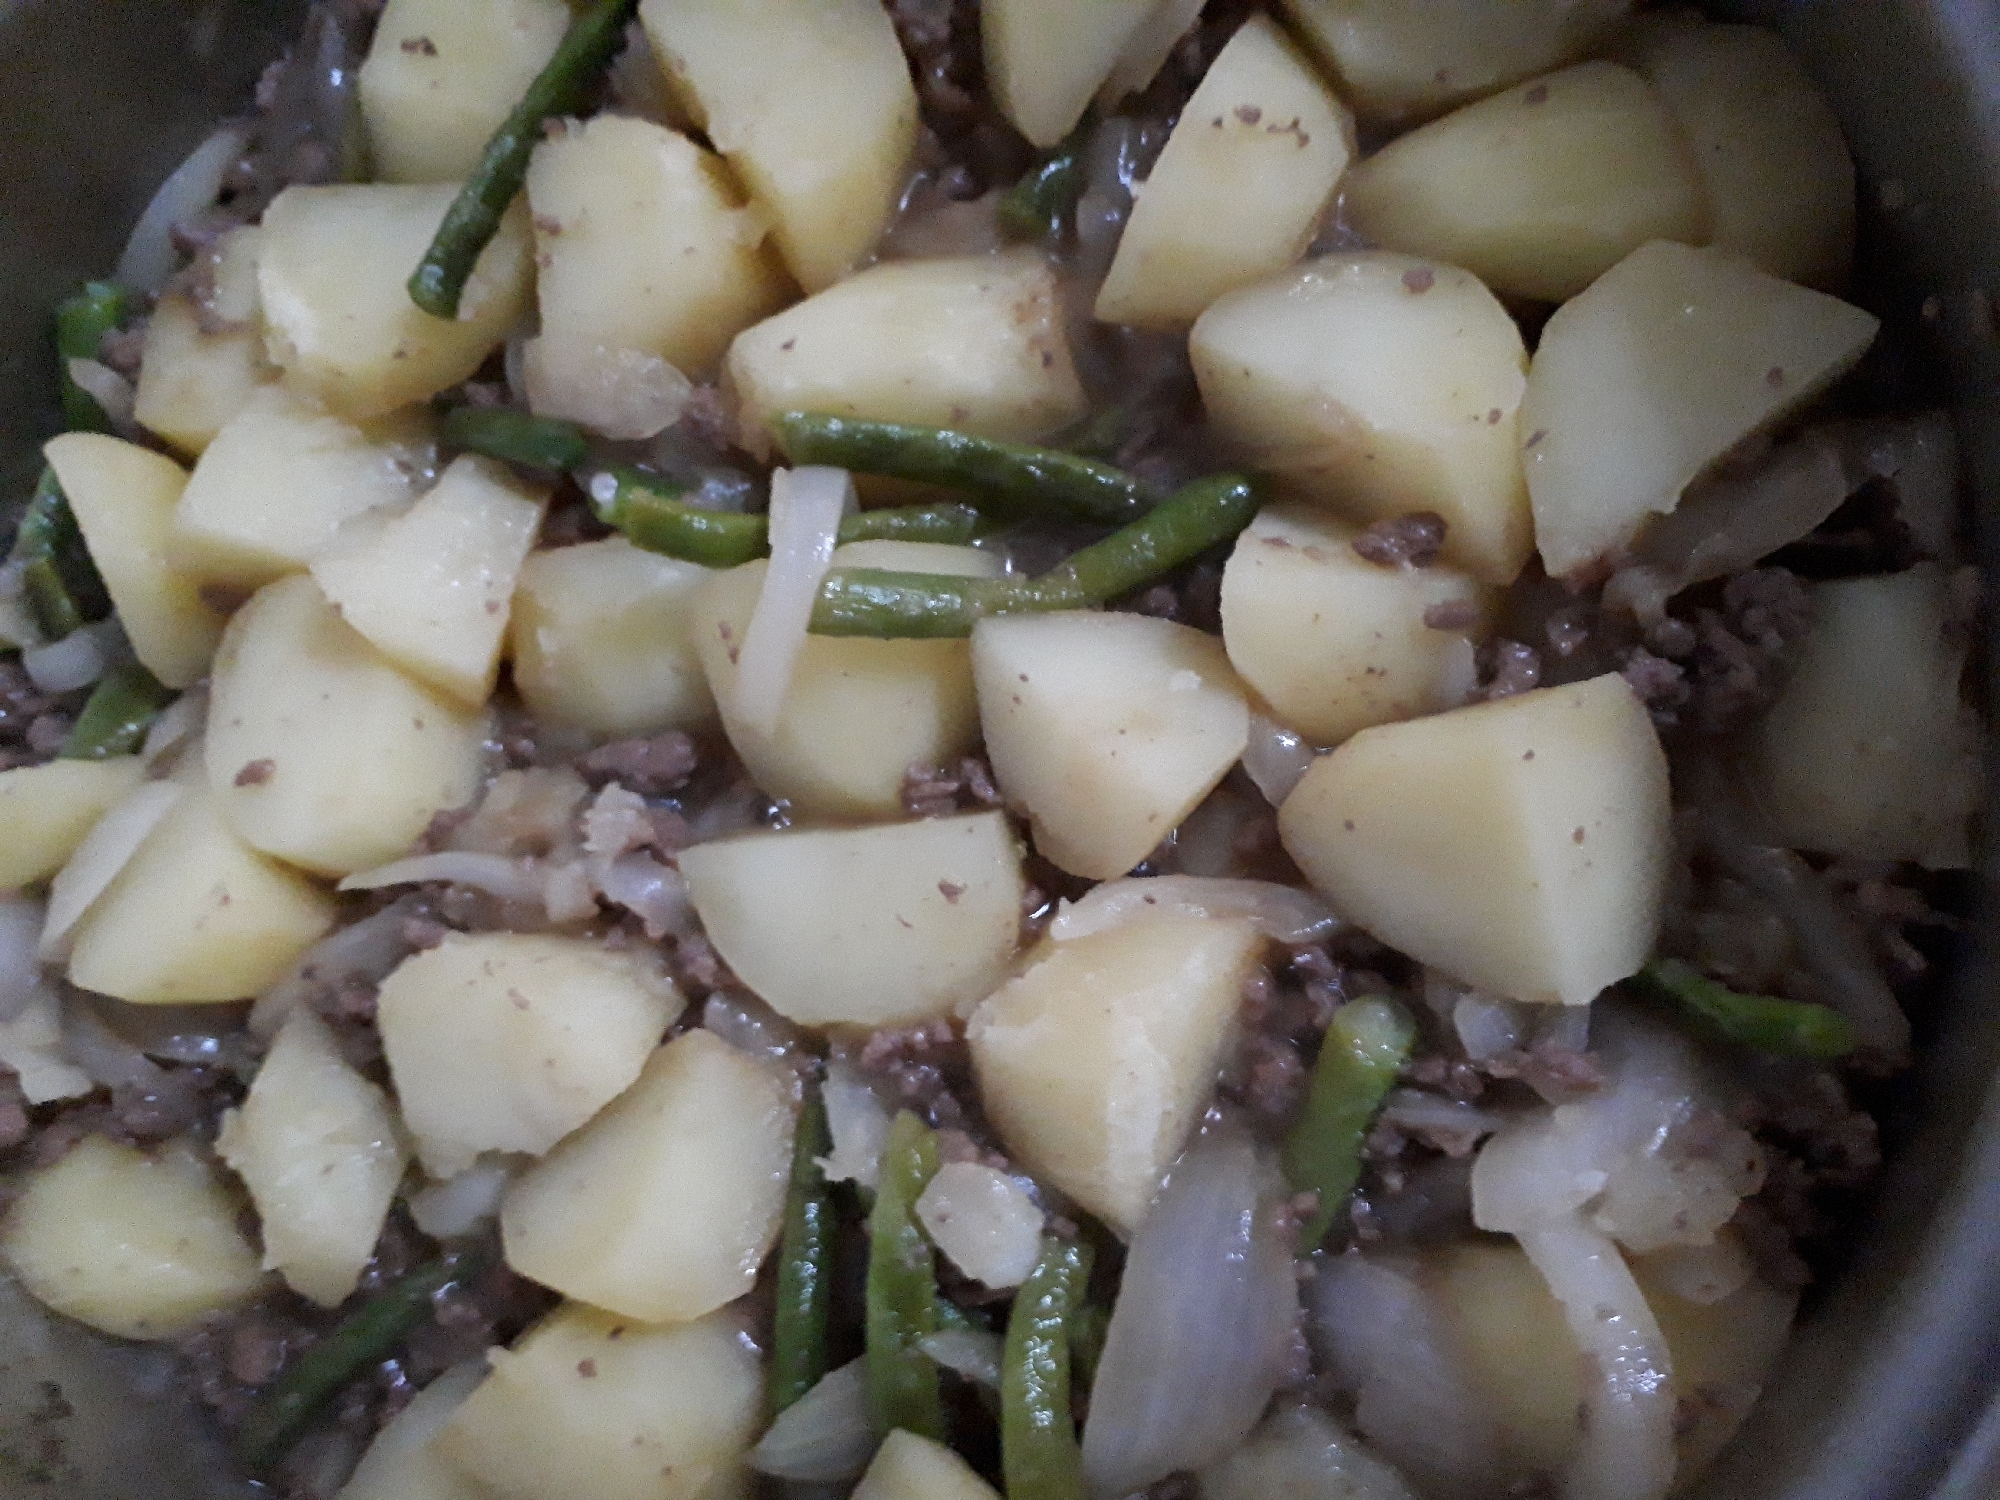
42,433,222,689
206,575,487,877
679,812,1024,1027
217,1010,409,1306
1095,16,1353,329
65,781,336,1004
640,0,915,292
981,0,1160,147
1745,565,1978,868
509,539,717,738
338,1362,491,1500
1219,505,1491,746
1190,254,1532,584
311,455,548,705
360,0,570,183
694,541,998,818
172,387,436,591
1279,674,1670,1005
0,1137,263,1340
1199,1405,1418,1500
439,1302,762,1500
259,184,533,418
1339,62,1707,304
727,254,1086,460
0,758,144,892
502,1030,794,1323
854,1431,1001,1500
376,932,683,1178
1521,240,1878,581
967,917,1260,1234
972,612,1249,880
133,294,277,460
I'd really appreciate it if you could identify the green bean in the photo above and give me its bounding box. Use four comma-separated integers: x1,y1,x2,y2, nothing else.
235,1247,489,1469
408,0,639,318
1283,997,1417,1248
997,119,1091,244
1065,1300,1108,1394
60,664,174,760
771,413,1155,527
54,282,134,433
12,468,111,641
440,406,590,472
1638,959,1861,1061
771,1082,835,1417
1001,1237,1094,1500
865,1110,946,1442
809,472,1264,639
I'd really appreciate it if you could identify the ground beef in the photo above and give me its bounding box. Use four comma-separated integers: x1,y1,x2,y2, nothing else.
1680,568,1814,734
1480,1040,1607,1104
1120,559,1225,633
901,756,1003,818
1621,646,1694,729
1352,512,1448,569
0,659,80,772
0,1064,29,1150
850,1019,971,1130
1473,639,1543,701
889,0,1033,201
1729,1066,1886,1284
577,731,698,796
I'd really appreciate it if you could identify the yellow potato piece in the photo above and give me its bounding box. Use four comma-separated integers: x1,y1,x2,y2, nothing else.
0,757,144,892
853,1431,1001,1500
337,1363,495,1500
132,292,277,460
981,0,1159,147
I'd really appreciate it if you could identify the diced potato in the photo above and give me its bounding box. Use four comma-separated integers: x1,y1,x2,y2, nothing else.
1339,62,1708,304
42,433,222,689
0,1137,263,1340
693,541,998,818
852,1431,1000,1500
1199,1405,1419,1500
376,932,684,1178
967,917,1260,1234
679,812,1024,1027
132,292,277,459
1278,673,1670,1006
216,1010,409,1307
439,1302,763,1500
310,455,547,705
981,0,1160,148
172,387,436,591
1190,254,1533,585
1278,0,1635,125
1745,565,1979,868
259,183,533,418
0,989,91,1106
1219,505,1491,745
1095,16,1354,329
640,0,916,292
0,758,144,891
338,1362,494,1500
1616,18,1854,291
913,1161,1044,1290
206,574,487,877
509,539,717,738
527,114,789,380
502,1030,794,1323
971,612,1249,881
726,254,1087,460
360,0,570,183
1521,240,1879,581
1097,0,1208,108
65,781,336,1004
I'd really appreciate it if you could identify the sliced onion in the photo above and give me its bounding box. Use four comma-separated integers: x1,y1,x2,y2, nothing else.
339,851,549,904
23,619,118,693
250,892,430,1040
116,126,247,293
523,334,691,441
1081,1132,1299,1498
1375,1089,1506,1156
1050,875,1341,946
0,896,44,1022
66,359,137,429
1843,411,1960,561
1630,430,1851,591
141,687,205,769
1242,712,1318,806
61,1002,174,1092
817,1059,890,1191
0,988,93,1103
749,1359,878,1482
915,1162,1045,1290
595,854,690,939
701,992,802,1063
408,1157,517,1239
39,780,183,961
1451,992,1523,1062
919,1329,1004,1390
82,994,251,1067
733,466,850,737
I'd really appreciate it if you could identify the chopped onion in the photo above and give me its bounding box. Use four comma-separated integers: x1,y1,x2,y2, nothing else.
1451,992,1523,1061
1628,431,1851,593
1376,1089,1506,1156
919,1329,1004,1390
339,851,549,904
66,359,137,429
1050,875,1341,946
523,334,691,441
733,466,850,737
116,126,247,293
408,1157,517,1239
595,854,690,939
250,892,430,1040
1081,1133,1299,1498
141,687,205,769
61,1002,174,1092
701,992,802,1063
0,896,43,1023
1242,712,1318,806
23,618,122,693
1436,634,1480,708
749,1359,878,1482
39,780,182,961
915,1162,1045,1290
0,988,93,1103
817,1060,890,1190
1634,1234,1754,1307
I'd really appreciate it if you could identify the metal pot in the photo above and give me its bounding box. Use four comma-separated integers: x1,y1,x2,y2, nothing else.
0,3,1995,1497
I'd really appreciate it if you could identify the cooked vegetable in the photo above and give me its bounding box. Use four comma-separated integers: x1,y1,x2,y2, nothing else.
439,405,589,472
1638,959,1861,1060
0,757,144,890
1001,1237,1094,1500
1198,1405,1419,1500
772,1080,836,1416
752,1358,879,1483
1283,997,1418,1245
854,1429,1002,1500
60,662,175,760
981,0,1158,147
867,1110,947,1442
916,1163,1047,1290
132,290,276,460
997,118,1091,243
334,1360,490,1500
10,466,110,642
54,281,134,433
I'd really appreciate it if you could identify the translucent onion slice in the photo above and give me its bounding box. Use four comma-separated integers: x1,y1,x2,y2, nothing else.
733,466,850,737
1242,711,1318,806
39,780,183,962
115,126,247,294
1049,874,1341,946
749,1358,878,1482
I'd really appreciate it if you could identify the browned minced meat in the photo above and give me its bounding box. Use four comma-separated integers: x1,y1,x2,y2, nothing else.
1682,568,1814,734
901,755,1003,818
889,0,1033,201
0,1064,29,1151
851,1019,972,1130
1473,639,1544,701
1727,1067,1885,1286
1120,559,1225,634
1621,646,1695,729
577,731,698,796
0,659,80,772
1481,1039,1608,1104
1352,512,1448,569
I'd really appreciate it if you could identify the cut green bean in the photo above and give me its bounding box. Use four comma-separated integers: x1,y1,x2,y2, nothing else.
60,664,174,760
771,1082,835,1417
1283,997,1417,1248
440,406,590,472
54,282,134,433
771,412,1156,527
12,467,111,641
1638,959,1862,1061
810,472,1263,639
865,1110,946,1443
997,118,1091,244
1065,1300,1108,1395
1002,1237,1094,1500
408,0,639,318
235,1247,489,1470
